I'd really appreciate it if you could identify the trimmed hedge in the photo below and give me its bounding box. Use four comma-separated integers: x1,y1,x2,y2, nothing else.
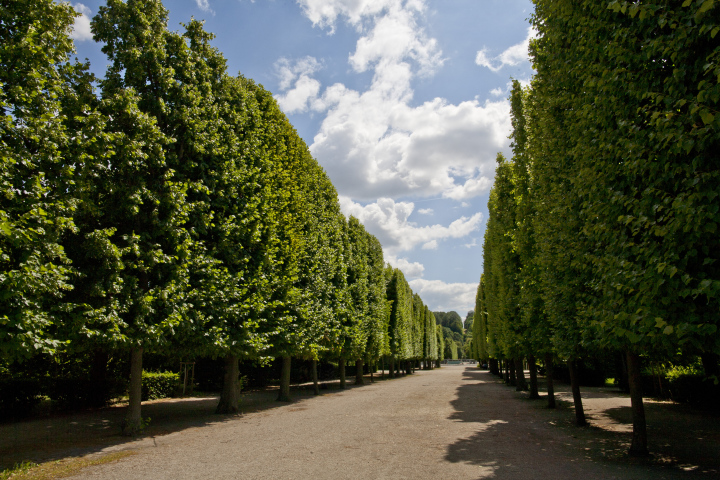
141,371,180,401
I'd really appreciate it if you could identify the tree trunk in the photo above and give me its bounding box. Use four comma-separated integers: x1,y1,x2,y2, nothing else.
626,350,649,456
701,352,720,381
355,359,365,385
503,359,510,383
489,358,499,376
567,359,587,426
509,358,517,386
216,354,240,413
381,357,385,379
277,356,292,402
528,354,539,399
515,357,527,391
339,357,346,388
312,359,320,395
122,347,143,435
545,353,556,409
370,361,374,383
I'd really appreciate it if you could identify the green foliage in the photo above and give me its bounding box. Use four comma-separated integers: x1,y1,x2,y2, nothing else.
141,370,180,401
0,0,79,362
0,0,436,422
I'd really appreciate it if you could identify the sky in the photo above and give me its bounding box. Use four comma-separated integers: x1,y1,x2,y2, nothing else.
69,0,537,315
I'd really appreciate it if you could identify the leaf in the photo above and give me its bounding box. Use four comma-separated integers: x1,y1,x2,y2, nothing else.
698,0,715,14
699,109,715,125
663,325,674,335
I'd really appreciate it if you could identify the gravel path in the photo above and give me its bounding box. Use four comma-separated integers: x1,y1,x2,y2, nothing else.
57,366,716,480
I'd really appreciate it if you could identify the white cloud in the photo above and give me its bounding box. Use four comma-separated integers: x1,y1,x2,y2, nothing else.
418,208,433,215
422,240,438,250
490,87,505,97
312,92,509,200
463,238,478,248
275,57,323,114
339,196,482,254
385,254,425,279
290,0,506,201
475,27,537,73
195,0,214,14
297,0,420,33
408,278,477,312
70,4,93,41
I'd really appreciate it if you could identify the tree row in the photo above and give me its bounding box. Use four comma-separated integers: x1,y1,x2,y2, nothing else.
472,0,719,456
0,0,442,433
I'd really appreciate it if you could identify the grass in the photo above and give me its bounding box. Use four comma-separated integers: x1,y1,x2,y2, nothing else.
0,451,137,480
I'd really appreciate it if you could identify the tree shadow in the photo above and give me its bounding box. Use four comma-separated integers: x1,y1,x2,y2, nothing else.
0,372,391,470
444,367,719,479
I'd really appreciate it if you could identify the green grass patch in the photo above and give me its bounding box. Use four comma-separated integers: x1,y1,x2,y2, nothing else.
0,451,137,480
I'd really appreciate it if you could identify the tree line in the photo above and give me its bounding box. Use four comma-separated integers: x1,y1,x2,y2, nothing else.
0,0,443,434
472,0,719,457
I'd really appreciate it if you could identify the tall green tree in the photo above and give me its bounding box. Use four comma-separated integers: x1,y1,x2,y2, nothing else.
0,0,79,363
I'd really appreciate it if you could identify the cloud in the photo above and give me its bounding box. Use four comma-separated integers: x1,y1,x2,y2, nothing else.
274,57,323,114
70,4,93,41
418,208,433,215
297,0,421,33
195,0,214,14
289,0,506,201
463,238,478,248
312,92,509,200
339,196,482,254
475,27,537,73
385,254,425,279
408,278,477,312
421,240,438,250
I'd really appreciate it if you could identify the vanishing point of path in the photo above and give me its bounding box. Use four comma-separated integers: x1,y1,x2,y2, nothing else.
58,366,716,480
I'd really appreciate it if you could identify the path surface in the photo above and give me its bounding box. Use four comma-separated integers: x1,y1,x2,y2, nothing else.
47,366,715,480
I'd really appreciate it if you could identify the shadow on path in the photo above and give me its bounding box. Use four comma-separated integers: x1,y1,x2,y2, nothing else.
444,367,719,480
0,372,397,470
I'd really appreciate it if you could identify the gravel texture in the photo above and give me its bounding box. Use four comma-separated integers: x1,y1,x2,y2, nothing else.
54,366,718,479
3,366,718,479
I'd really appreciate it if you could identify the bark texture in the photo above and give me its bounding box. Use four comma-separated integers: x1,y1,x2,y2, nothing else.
528,354,540,399
277,356,292,402
122,347,144,436
312,359,320,395
515,357,528,391
339,357,346,389
626,350,649,456
544,353,556,409
355,359,365,385
567,359,587,426
216,354,240,414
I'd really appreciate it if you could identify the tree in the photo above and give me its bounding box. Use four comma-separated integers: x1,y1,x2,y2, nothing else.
0,0,79,364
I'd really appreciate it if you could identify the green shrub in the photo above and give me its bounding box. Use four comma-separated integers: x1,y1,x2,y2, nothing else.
141,371,180,401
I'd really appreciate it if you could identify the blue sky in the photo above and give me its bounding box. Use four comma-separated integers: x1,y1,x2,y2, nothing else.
69,0,536,314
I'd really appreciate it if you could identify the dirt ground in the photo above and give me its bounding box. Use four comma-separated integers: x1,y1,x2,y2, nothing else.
2,366,718,479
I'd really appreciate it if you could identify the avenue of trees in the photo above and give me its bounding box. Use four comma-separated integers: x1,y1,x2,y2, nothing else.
0,0,440,434
473,0,720,457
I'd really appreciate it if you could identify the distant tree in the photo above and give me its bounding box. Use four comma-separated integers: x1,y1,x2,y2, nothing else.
464,311,474,331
